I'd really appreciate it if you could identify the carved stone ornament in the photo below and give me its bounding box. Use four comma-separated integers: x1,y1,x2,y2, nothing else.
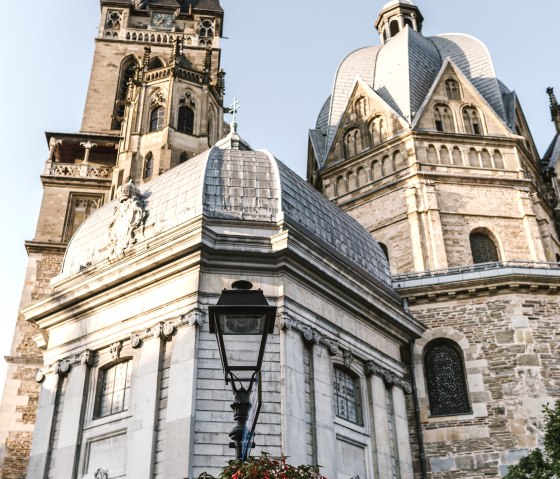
95,468,109,479
150,90,167,107
110,341,123,360
108,180,147,262
129,309,206,349
277,313,338,353
343,349,354,368
35,350,93,382
364,360,412,394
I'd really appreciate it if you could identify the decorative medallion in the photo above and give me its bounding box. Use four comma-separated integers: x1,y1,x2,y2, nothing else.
108,180,147,262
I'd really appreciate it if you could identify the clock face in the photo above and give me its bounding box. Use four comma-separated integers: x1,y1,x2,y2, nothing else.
152,13,173,29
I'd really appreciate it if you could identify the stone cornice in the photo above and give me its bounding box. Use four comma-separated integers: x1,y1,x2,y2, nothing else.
25,240,67,255
35,308,205,382
394,264,560,303
277,313,412,394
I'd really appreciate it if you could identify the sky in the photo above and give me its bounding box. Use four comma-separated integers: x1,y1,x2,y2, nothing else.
0,0,559,388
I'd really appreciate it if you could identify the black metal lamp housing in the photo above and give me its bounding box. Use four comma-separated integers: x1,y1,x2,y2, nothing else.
209,280,276,384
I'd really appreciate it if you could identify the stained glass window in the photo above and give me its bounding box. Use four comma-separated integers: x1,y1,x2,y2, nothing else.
470,232,499,264
97,360,132,418
424,340,471,417
334,367,363,425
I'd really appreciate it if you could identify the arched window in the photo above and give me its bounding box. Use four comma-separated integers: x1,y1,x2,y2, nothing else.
394,151,405,170
199,19,214,38
470,233,500,264
434,104,454,132
148,57,165,69
493,150,505,169
150,106,165,132
424,340,471,417
379,242,390,263
369,116,387,146
372,160,382,180
357,167,367,187
463,107,483,135
470,232,499,263
177,106,195,134
404,17,413,28
344,129,361,159
445,79,461,101
143,152,154,179
96,359,133,418
334,366,363,425
355,96,368,118
336,176,346,196
390,20,400,37
112,57,139,130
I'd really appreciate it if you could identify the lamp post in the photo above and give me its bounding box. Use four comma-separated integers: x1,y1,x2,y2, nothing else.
208,280,276,461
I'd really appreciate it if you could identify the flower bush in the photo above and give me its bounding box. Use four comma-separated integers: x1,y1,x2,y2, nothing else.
197,453,328,479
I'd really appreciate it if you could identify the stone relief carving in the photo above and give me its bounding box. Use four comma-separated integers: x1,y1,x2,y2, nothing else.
343,349,354,368
365,359,412,394
277,313,338,356
107,180,147,262
35,350,93,383
110,341,123,360
130,308,205,349
94,468,108,479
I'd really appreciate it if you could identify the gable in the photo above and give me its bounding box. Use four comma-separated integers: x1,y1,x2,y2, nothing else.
324,79,409,167
413,61,513,138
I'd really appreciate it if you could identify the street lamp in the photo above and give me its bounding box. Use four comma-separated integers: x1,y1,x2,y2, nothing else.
208,280,276,461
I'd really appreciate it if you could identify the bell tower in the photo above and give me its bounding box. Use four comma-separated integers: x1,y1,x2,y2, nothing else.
0,1,225,476
374,0,424,44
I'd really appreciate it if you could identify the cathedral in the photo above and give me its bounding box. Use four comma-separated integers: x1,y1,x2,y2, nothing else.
0,1,559,478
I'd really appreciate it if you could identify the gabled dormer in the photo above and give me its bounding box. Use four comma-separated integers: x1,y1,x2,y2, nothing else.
374,0,424,44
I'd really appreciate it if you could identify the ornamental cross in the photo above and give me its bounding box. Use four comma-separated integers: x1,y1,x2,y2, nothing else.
229,97,240,126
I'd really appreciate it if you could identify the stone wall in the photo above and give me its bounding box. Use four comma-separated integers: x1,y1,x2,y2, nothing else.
406,290,560,478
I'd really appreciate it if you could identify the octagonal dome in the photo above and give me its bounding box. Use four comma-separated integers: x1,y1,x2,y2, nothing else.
62,137,391,287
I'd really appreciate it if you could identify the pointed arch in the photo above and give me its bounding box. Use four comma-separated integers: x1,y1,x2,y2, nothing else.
177,105,195,135
112,55,139,130
148,57,165,69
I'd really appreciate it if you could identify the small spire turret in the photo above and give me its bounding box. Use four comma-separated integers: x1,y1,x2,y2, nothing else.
375,0,423,44
547,87,560,134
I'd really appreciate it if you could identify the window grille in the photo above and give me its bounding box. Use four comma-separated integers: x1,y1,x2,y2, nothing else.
424,340,471,417
470,232,499,263
97,360,132,418
334,367,363,425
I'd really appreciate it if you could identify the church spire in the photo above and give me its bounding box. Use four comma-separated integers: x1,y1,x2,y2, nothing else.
374,0,424,44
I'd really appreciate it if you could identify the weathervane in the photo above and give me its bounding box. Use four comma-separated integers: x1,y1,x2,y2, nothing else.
229,97,240,133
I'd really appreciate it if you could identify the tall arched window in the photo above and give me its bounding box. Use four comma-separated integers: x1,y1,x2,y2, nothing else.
390,20,400,37
96,359,133,418
177,106,195,134
427,145,438,163
470,232,499,263
355,96,368,118
480,149,492,168
379,242,390,263
344,129,361,159
424,340,471,417
493,150,505,169
334,366,363,425
445,79,461,100
369,116,387,147
150,106,165,132
143,152,154,179
468,148,479,167
463,107,483,135
112,57,139,130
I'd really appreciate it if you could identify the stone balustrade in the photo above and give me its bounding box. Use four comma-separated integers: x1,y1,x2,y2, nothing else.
45,161,112,180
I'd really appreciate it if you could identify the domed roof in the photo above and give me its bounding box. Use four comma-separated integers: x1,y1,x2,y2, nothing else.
382,0,414,9
62,138,391,286
320,29,509,155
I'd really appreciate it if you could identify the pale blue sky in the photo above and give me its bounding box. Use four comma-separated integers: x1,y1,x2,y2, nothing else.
1,0,559,383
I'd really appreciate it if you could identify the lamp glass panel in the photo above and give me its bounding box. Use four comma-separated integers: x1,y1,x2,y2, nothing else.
218,314,266,369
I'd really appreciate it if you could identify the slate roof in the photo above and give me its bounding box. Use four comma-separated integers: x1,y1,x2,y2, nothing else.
317,25,511,164
137,0,223,13
62,138,391,286
543,134,560,169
